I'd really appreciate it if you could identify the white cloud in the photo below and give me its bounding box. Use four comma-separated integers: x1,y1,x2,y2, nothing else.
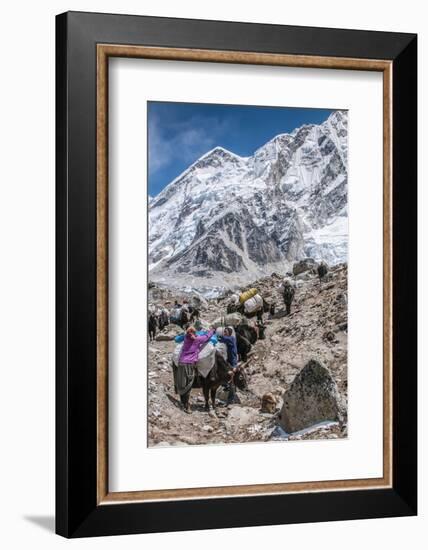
148,113,229,177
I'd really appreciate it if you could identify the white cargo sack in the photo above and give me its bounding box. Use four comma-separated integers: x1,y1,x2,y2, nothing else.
170,307,181,322
212,312,243,328
215,326,236,338
173,342,216,378
215,342,228,362
244,293,263,313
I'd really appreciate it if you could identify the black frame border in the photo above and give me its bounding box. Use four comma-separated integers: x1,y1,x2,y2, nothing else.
56,11,417,538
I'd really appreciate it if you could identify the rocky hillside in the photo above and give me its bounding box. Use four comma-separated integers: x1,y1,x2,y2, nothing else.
149,111,348,295
148,263,348,447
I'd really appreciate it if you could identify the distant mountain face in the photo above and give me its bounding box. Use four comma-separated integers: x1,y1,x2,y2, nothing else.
149,110,348,294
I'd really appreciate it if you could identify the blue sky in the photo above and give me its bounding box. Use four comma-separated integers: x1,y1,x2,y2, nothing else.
148,101,335,196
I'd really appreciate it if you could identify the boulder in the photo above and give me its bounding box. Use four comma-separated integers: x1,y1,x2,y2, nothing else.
292,258,316,276
279,359,345,433
226,406,260,429
155,325,183,341
190,293,208,308
323,331,336,342
295,271,313,281
335,292,348,306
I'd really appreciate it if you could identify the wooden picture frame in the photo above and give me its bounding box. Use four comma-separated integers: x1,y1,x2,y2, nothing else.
56,11,417,537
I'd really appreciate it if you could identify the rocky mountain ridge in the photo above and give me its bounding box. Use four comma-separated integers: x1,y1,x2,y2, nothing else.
149,110,348,295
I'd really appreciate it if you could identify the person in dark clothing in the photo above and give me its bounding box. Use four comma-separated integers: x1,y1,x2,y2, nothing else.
256,320,266,340
282,280,295,315
219,327,238,367
158,308,169,331
317,262,328,283
219,327,240,405
148,313,157,341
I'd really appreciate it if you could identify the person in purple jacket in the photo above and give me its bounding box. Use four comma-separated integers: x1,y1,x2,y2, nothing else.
174,326,215,413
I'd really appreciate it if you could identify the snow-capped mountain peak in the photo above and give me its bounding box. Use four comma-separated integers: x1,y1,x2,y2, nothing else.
149,110,348,293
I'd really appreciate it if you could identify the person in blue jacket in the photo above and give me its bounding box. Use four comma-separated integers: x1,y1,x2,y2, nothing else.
219,327,240,405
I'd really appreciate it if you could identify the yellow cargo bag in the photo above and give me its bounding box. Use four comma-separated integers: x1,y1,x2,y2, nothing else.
239,287,258,304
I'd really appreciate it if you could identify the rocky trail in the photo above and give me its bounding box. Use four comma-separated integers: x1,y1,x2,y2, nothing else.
148,264,348,447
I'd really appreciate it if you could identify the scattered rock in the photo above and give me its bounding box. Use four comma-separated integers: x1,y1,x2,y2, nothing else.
336,292,347,306
155,325,183,341
336,322,348,332
226,407,260,429
323,283,335,291
261,392,277,413
323,331,336,342
202,425,214,433
295,271,313,281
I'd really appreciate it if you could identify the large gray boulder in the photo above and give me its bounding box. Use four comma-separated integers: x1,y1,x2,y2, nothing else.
292,258,316,276
279,359,345,433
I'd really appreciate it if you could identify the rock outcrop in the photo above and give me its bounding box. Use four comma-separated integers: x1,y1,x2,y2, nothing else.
155,325,183,341
279,359,345,433
292,258,317,276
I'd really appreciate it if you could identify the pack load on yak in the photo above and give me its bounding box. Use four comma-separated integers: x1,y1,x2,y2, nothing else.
172,326,247,413
174,330,218,345
239,287,258,304
243,293,263,314
170,310,180,324
194,318,210,331
172,339,227,378
212,312,243,328
170,303,182,324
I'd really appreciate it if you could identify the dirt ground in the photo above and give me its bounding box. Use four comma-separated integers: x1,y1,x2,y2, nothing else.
147,265,348,447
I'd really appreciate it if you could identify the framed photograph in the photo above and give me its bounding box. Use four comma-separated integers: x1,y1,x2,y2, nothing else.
56,11,417,537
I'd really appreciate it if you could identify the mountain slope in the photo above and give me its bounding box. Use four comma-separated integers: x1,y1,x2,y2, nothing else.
149,110,348,293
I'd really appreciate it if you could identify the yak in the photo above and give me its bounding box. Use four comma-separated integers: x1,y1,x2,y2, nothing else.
148,313,158,341
227,298,273,322
234,322,266,361
317,262,328,283
175,351,248,413
201,352,248,411
170,308,189,329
